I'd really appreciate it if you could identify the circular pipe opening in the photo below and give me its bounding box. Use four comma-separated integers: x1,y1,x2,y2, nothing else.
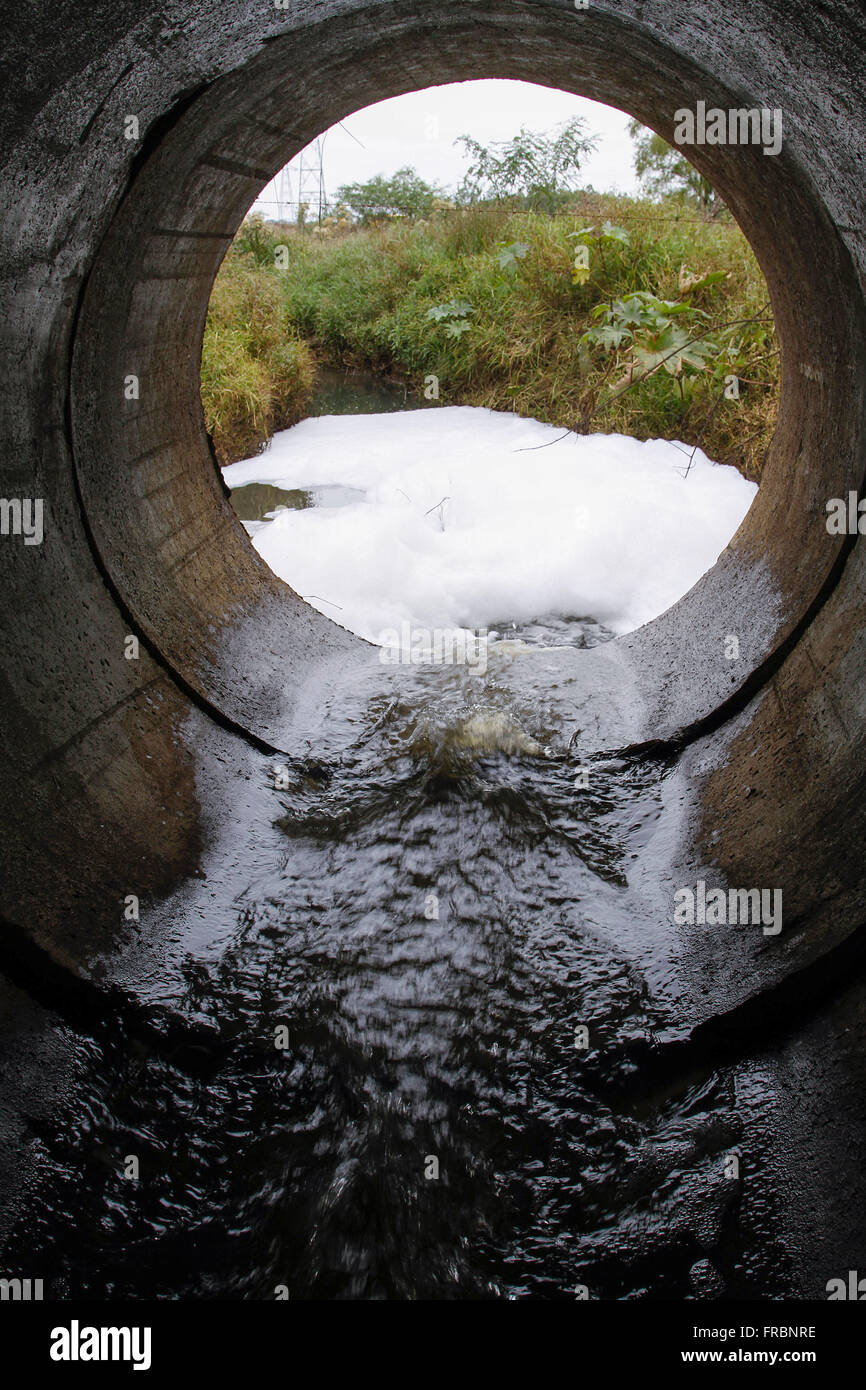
206,85,776,654
69,3,866,750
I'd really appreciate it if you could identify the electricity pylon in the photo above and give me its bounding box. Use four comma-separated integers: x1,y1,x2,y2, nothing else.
295,137,328,225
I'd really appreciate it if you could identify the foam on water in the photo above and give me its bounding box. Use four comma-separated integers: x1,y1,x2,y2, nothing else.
223,406,757,642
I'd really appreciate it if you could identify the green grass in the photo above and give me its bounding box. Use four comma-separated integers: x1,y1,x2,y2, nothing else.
202,198,779,479
200,248,316,465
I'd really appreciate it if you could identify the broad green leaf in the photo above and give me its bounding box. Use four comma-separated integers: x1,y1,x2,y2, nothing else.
427,298,474,322
600,221,630,243
496,241,529,270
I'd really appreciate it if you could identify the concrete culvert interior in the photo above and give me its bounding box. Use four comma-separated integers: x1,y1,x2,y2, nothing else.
1,0,866,1305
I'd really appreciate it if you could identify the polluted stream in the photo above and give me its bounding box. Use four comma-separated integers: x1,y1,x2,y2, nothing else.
2,375,807,1299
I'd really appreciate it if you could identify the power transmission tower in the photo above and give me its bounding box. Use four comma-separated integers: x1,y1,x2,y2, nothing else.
276,165,294,225
296,137,328,225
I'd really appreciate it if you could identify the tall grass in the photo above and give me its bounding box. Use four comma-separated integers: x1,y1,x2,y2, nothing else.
203,199,779,478
200,249,316,465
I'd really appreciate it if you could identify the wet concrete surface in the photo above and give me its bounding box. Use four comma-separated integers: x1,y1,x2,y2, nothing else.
1,0,866,1297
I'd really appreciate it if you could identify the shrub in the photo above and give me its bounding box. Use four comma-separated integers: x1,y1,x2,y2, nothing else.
203,198,779,479
200,240,316,465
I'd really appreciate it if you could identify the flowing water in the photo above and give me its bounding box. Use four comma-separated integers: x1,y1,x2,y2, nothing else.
1,382,801,1300
4,640,797,1301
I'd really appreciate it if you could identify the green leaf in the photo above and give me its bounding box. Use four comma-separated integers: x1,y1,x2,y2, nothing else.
496,240,530,270
602,325,632,349
426,298,474,322
600,221,630,243
583,323,633,350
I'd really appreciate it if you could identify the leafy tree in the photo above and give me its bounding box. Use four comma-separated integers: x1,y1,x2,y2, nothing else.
627,119,723,216
455,119,598,211
335,167,445,224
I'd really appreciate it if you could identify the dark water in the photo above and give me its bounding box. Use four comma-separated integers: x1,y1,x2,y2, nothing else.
230,481,367,522
1,382,809,1301
3,644,798,1300
3,387,803,1300
306,366,427,417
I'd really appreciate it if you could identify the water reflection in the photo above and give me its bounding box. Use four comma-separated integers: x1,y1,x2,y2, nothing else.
2,655,793,1300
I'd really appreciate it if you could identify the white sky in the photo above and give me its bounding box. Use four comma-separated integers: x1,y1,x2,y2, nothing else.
251,80,641,219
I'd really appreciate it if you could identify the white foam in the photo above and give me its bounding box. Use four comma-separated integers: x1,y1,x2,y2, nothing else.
222,407,757,644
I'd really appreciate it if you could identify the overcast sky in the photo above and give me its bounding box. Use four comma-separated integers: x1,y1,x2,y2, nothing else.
251,80,641,219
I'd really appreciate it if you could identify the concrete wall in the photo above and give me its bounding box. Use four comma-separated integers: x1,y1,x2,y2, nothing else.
0,0,864,1010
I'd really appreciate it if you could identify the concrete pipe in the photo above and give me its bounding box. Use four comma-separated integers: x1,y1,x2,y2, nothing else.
0,0,865,1297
